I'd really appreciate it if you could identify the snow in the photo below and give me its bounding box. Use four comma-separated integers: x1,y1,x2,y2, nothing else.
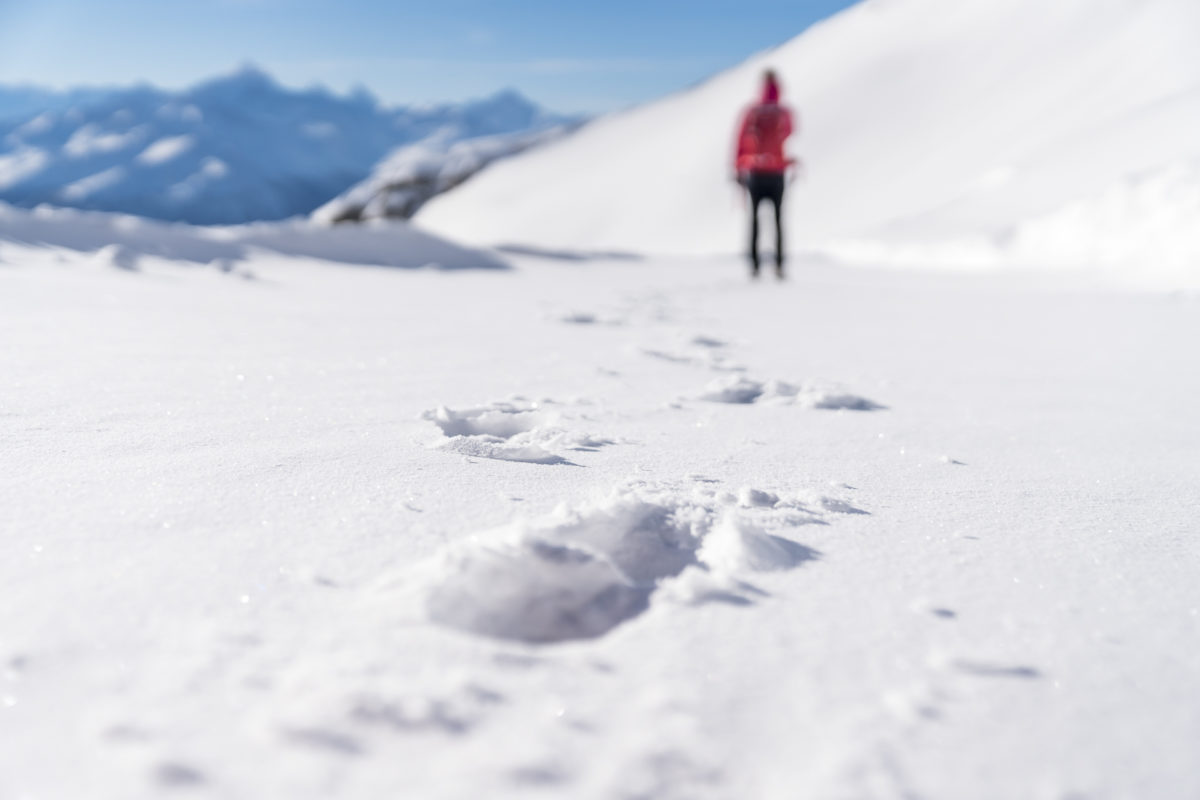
3,1,1200,796
136,134,195,166
0,147,48,190
0,66,579,224
61,166,126,200
0,202,508,272
418,0,1200,286
1007,157,1200,275
312,126,575,224
62,122,147,158
2,204,1199,797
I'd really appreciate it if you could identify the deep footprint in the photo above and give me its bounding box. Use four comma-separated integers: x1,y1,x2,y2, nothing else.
423,480,835,644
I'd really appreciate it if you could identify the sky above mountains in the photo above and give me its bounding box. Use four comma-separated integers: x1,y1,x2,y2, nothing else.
0,0,860,113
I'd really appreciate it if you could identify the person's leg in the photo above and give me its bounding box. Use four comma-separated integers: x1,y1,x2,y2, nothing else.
771,175,785,276
747,176,764,275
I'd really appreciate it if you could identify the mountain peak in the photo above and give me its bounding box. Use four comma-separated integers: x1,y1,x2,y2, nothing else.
193,63,281,96
472,88,535,111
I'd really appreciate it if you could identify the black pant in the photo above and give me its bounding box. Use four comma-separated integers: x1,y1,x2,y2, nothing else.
746,172,785,271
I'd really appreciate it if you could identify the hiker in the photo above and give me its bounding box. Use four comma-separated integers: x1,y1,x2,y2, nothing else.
733,69,796,278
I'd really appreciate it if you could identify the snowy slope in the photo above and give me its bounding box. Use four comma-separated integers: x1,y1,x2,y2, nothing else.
418,0,1200,280
2,227,1199,799
312,126,574,224
0,68,575,224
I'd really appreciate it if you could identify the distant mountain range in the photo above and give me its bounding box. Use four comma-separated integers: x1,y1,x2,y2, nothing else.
0,66,579,225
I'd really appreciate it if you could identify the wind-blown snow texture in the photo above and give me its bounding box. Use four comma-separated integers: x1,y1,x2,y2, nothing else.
418,0,1200,285
0,67,575,224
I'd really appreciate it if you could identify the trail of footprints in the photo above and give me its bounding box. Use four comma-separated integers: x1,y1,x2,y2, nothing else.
414,299,887,643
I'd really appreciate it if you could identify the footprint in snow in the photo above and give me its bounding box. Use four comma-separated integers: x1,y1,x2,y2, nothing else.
421,398,614,466
697,375,885,410
555,310,625,326
421,478,837,644
639,333,744,372
952,660,1042,680
153,762,207,787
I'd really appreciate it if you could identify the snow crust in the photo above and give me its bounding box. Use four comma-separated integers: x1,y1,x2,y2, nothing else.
418,0,1200,285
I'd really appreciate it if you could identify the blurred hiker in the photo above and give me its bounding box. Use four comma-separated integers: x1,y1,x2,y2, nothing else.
734,69,797,278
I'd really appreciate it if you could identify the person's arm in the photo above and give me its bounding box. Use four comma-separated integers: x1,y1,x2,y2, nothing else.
732,108,752,182
785,109,801,182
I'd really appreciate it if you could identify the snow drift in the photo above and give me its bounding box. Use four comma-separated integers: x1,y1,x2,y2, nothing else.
417,0,1200,282
0,201,508,271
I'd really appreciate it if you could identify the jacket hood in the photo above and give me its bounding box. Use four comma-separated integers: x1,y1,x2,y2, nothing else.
762,74,780,104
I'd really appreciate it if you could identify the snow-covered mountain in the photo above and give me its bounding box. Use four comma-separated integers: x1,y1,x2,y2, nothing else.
0,67,576,225
418,0,1200,279
312,126,576,224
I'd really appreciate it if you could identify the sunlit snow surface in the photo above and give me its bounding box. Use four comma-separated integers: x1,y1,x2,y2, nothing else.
2,218,1198,798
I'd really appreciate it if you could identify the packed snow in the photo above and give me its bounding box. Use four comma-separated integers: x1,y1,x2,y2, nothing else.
3,0,1200,797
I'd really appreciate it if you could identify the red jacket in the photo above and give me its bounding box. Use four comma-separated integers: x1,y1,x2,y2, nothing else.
734,99,794,175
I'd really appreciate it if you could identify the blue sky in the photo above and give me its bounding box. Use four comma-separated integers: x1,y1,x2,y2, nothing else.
0,0,860,113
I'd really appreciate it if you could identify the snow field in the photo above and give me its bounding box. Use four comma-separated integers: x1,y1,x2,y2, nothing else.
3,0,1199,791
1,229,1199,798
